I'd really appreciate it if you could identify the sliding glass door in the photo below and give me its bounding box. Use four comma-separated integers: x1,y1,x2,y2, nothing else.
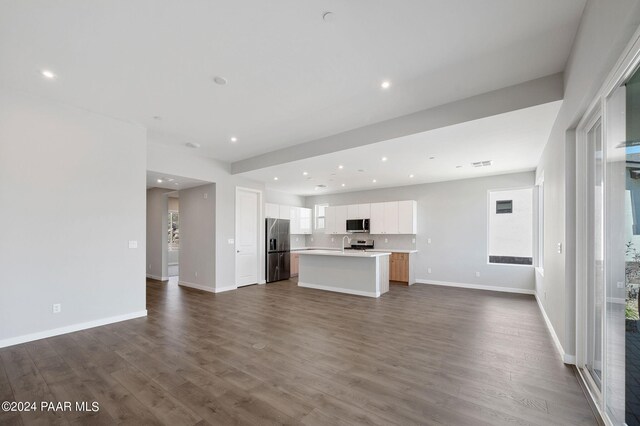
586,117,604,392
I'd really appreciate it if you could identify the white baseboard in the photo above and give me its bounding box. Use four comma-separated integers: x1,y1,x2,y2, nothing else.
178,281,237,294
0,310,147,349
415,279,535,295
535,294,574,364
214,284,237,293
146,274,169,281
179,280,215,293
298,281,380,298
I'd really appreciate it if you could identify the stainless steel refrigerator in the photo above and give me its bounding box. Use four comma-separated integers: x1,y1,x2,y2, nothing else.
266,218,290,283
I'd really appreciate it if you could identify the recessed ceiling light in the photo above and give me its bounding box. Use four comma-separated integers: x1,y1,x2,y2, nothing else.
338,165,344,169
41,69,56,79
456,165,463,169
341,183,346,187
230,136,237,143
213,76,227,85
303,171,308,176
152,116,162,121
357,169,365,173
380,80,391,89
174,182,179,186
167,178,174,182
429,156,436,160
372,179,377,183
381,156,388,162
157,179,163,183
409,174,414,178
315,184,327,191
322,11,335,22
273,177,278,181
186,142,201,148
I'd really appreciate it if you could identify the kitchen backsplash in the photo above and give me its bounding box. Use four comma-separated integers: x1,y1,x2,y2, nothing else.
303,232,416,250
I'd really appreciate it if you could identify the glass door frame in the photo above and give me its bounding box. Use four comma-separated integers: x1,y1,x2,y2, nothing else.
575,25,640,425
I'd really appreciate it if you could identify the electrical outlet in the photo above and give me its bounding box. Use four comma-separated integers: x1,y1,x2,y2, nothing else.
428,268,432,274
311,237,314,242
384,238,388,243
204,193,208,199
617,281,625,289
412,238,416,244
128,240,138,249
295,237,299,242
148,264,151,270
331,237,335,242
427,238,432,244
475,272,480,277
195,271,198,277
52,304,61,314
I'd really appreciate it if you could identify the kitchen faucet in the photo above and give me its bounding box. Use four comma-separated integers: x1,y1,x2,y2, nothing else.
342,235,351,253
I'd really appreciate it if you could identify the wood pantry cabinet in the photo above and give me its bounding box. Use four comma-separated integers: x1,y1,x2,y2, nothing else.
389,252,415,285
290,252,299,277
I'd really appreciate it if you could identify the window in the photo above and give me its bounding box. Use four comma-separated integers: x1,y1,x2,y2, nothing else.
168,211,179,248
488,188,533,265
315,203,328,230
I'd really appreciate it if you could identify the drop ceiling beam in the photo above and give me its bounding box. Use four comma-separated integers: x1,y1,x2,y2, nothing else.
231,73,563,174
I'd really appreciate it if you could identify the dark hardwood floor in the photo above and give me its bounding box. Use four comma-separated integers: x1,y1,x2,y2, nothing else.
0,279,596,425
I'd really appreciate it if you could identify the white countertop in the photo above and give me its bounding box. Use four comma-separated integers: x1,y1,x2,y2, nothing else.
296,249,391,258
292,247,418,254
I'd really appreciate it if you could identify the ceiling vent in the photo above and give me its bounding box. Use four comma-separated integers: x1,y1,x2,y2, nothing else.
471,160,492,168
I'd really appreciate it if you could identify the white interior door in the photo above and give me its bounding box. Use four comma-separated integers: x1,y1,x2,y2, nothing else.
236,189,259,287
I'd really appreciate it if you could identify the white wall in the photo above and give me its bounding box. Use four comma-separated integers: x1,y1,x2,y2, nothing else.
178,184,216,290
147,142,266,289
0,89,147,346
146,188,170,280
489,188,533,258
536,0,640,359
305,172,535,292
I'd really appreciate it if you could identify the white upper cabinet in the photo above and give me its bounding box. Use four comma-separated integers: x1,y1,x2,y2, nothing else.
383,202,399,234
335,205,347,234
369,200,416,234
347,204,359,219
358,203,371,219
370,202,385,234
289,206,300,234
279,205,290,220
347,203,371,219
324,206,336,234
324,205,348,234
266,203,279,219
398,200,417,234
266,203,311,234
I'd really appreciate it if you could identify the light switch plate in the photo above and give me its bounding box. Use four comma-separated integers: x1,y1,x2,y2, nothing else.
427,238,431,244
228,238,234,244
557,242,563,254
128,240,138,249
52,304,61,314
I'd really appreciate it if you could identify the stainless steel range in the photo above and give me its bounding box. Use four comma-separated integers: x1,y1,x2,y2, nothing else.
348,239,374,250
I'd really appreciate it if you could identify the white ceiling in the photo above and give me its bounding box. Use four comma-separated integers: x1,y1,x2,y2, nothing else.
0,1,585,162
146,171,209,191
240,101,562,195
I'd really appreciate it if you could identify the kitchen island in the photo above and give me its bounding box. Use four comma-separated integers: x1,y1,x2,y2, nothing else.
296,250,390,297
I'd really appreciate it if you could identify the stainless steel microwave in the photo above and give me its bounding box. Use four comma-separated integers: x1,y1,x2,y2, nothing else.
346,219,370,233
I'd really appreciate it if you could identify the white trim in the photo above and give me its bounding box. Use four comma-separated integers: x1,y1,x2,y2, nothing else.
535,294,573,364
178,280,215,292
214,284,238,293
415,279,535,295
298,281,380,298
146,274,169,281
179,280,237,294
0,310,148,349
